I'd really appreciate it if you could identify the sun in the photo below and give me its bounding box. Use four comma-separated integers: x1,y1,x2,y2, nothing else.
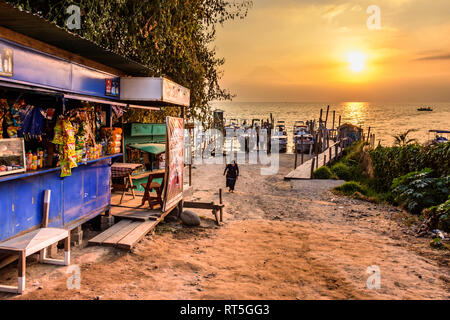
347,51,366,72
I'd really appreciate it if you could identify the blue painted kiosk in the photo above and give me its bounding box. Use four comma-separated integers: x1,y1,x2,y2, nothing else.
0,4,154,244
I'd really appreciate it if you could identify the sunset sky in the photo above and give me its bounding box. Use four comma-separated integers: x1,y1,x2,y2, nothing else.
214,0,450,102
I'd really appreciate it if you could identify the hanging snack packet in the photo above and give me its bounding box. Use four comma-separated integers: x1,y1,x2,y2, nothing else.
52,119,64,145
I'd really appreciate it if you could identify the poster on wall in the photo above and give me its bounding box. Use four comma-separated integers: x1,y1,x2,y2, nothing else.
105,78,120,97
163,116,184,211
0,46,13,77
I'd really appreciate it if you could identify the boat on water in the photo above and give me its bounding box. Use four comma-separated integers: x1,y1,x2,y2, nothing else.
429,130,450,144
271,121,288,153
251,119,261,129
418,107,433,112
240,118,250,129
225,118,239,130
293,121,313,154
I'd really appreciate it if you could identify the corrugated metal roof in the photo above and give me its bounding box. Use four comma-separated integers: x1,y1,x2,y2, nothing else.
0,1,151,76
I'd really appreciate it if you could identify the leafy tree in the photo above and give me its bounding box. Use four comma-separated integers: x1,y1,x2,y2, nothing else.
9,0,252,125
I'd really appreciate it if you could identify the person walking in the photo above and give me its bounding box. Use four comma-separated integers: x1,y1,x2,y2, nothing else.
224,160,239,193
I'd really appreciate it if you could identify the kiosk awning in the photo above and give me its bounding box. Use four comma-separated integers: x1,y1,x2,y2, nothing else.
128,143,166,155
120,77,190,107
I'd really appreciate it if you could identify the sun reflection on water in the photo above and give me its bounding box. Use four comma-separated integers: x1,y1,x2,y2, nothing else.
342,102,367,127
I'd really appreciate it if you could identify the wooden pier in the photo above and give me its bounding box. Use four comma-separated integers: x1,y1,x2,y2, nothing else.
285,140,345,180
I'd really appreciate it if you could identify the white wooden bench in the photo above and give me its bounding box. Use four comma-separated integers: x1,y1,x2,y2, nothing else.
0,190,70,294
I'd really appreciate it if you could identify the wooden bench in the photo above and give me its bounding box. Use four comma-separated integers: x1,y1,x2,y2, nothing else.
183,189,225,225
0,190,70,294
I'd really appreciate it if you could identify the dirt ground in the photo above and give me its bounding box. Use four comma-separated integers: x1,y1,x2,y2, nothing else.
1,154,449,300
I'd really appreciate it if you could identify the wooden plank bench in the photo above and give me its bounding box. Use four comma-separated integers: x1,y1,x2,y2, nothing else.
0,190,70,294
183,189,226,225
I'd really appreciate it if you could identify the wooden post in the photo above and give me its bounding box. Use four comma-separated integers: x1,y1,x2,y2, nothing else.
189,164,192,187
329,147,332,163
42,190,51,228
18,251,26,294
332,111,336,131
316,154,319,169
41,190,51,262
301,138,304,164
327,129,330,149
338,115,341,127
319,109,323,124
310,157,315,179
367,127,371,142
324,154,327,166
294,148,298,169
324,105,330,128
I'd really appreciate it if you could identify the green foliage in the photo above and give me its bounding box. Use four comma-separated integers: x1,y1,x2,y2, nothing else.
390,169,450,215
313,166,334,179
331,163,354,181
421,197,450,233
334,181,368,196
392,129,418,146
438,201,450,232
10,0,253,126
370,142,450,190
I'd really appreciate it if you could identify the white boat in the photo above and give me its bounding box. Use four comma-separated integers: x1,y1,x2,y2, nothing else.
272,121,287,153
293,121,313,153
429,130,450,144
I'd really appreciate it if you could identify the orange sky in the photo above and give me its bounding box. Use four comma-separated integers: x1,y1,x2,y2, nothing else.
214,0,450,102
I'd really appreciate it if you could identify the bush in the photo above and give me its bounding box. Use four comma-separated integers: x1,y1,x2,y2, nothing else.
370,142,450,191
313,166,334,179
334,181,368,196
331,163,354,181
391,169,450,215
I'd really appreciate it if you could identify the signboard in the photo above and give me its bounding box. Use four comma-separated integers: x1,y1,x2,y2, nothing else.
162,78,190,107
105,78,120,97
163,116,184,211
0,38,121,100
120,77,190,107
0,46,13,77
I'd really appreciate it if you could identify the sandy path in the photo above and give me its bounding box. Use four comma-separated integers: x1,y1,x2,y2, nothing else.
1,154,449,300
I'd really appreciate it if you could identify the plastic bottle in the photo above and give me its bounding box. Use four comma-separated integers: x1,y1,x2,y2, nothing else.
32,155,38,171
39,149,44,168
26,150,33,170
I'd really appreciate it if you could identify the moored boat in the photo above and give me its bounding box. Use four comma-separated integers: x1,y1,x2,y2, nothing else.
271,121,287,153
429,130,450,144
293,121,313,153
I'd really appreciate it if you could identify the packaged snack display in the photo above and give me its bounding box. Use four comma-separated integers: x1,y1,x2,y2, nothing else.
101,127,122,155
1,95,124,178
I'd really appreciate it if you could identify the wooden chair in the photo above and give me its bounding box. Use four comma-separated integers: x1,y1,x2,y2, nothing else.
0,190,70,294
141,172,165,209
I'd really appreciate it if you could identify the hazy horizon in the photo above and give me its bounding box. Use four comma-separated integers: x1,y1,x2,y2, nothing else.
212,100,450,104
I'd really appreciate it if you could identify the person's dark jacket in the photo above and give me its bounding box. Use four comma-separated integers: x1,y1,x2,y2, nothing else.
224,163,239,179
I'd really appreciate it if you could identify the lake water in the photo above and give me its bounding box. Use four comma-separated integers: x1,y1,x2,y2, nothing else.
211,101,450,151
